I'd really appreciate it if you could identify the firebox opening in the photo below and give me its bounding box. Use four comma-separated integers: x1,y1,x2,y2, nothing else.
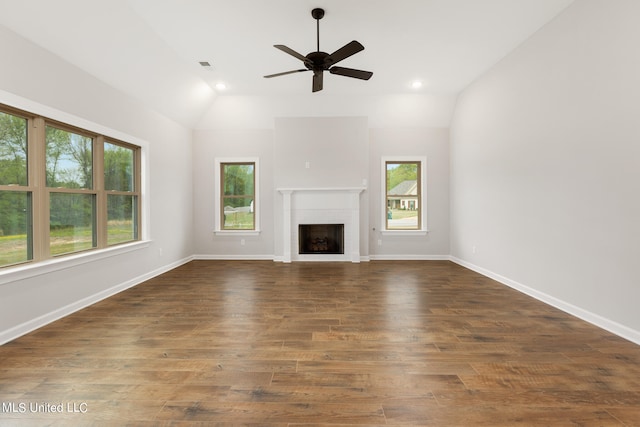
298,224,344,255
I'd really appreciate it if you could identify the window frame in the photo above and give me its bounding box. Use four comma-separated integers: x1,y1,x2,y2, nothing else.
0,106,35,266
381,156,428,235
0,96,147,276
45,121,98,257
102,139,142,246
214,157,260,235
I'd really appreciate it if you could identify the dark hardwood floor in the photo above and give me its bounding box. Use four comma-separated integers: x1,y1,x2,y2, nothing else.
1,260,639,426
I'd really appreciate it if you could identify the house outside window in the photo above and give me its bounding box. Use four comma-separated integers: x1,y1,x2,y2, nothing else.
382,157,427,233
215,157,260,234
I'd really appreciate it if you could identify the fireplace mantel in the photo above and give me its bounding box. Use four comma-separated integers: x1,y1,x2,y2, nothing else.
277,187,365,194
277,187,365,263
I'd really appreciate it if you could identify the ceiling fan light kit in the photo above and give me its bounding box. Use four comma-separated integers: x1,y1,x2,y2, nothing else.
264,7,373,93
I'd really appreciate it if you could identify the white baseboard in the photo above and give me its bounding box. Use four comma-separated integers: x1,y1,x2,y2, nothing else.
369,254,451,261
198,255,372,262
0,256,193,345
450,256,640,346
209,254,448,262
193,254,275,261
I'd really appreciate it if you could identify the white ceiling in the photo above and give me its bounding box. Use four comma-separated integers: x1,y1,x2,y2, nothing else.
0,0,574,127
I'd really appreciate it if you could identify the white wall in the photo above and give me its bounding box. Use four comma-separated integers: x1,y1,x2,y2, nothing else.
274,117,369,189
192,128,275,258
273,117,370,259
195,94,456,130
450,0,640,342
369,127,450,258
192,92,454,261
0,25,195,343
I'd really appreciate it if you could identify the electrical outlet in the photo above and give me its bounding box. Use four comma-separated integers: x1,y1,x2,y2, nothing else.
241,239,246,246
378,239,382,246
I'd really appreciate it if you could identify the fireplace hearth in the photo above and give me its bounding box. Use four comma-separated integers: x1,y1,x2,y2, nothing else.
298,224,344,255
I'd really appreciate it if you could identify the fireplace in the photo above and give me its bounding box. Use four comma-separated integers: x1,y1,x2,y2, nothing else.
298,224,344,255
277,187,365,263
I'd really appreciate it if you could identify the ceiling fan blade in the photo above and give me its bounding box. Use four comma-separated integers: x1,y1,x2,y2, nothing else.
325,40,364,66
329,66,373,80
274,45,309,63
312,71,323,92
264,69,309,78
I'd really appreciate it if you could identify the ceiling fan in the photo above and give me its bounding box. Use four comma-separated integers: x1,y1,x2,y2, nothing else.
264,8,373,93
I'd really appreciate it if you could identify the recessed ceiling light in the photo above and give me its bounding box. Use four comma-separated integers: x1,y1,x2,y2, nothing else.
411,80,423,89
215,83,227,91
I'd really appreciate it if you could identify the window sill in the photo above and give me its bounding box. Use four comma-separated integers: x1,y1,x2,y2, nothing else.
381,230,429,236
0,240,150,286
214,230,261,236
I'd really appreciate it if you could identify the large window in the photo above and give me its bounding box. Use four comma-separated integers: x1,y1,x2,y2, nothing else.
383,157,426,232
215,157,259,233
0,104,141,268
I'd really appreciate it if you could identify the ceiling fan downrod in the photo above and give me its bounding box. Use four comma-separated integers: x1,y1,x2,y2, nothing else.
311,8,324,52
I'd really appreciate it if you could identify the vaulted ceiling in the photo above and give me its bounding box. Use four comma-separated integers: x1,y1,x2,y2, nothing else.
0,0,574,127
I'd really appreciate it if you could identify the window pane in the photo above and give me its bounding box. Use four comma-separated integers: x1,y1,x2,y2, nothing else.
50,193,96,255
386,162,419,230
46,126,93,189
0,111,28,186
0,191,32,267
223,197,254,229
223,163,254,196
107,194,137,245
104,142,134,192
386,162,418,193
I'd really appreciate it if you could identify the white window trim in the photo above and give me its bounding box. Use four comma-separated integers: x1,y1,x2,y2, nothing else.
214,157,260,235
381,156,428,235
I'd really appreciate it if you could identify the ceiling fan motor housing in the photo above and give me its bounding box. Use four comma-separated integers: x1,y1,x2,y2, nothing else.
305,51,331,71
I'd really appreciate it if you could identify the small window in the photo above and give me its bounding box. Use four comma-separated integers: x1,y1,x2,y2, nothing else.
215,158,259,234
221,162,255,230
383,157,426,232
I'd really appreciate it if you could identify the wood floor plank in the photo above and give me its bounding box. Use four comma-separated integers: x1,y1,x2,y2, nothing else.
1,260,639,425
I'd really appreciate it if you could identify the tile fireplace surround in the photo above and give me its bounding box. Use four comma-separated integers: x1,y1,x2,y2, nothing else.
277,188,365,263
